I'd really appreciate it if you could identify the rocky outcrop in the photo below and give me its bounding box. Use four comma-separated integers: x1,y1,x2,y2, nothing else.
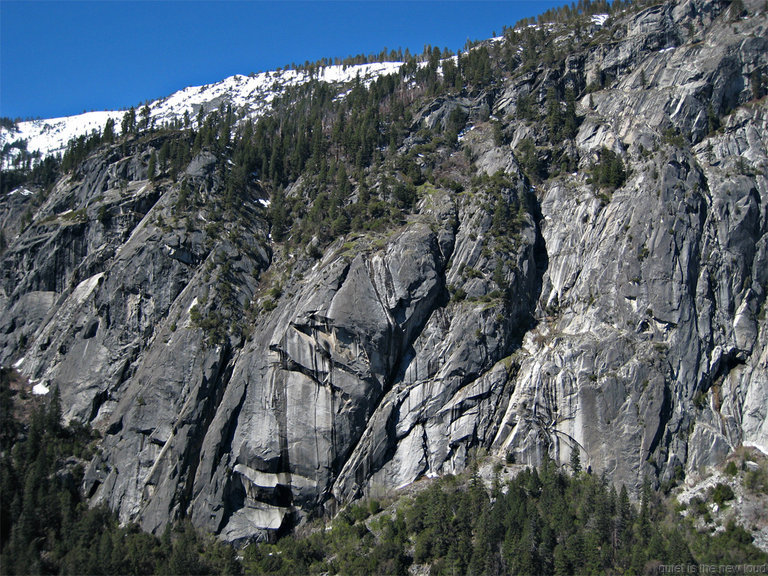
178,171,542,540
1,0,767,544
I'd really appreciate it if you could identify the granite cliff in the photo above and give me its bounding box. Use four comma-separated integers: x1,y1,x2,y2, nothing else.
1,0,766,542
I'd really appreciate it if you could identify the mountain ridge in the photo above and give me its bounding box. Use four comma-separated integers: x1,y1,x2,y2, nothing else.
0,61,406,165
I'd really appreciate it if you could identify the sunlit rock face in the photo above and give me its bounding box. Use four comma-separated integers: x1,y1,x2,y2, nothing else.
2,0,767,543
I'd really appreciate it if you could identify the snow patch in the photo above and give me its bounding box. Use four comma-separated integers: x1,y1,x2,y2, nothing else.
12,357,24,368
186,297,199,327
8,187,34,197
744,441,768,457
591,14,609,26
70,273,104,307
32,383,50,396
457,125,474,142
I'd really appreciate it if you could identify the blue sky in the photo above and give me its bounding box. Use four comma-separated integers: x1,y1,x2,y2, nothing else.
1,1,570,121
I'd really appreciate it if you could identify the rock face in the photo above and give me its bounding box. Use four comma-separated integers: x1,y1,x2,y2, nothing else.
1,0,767,543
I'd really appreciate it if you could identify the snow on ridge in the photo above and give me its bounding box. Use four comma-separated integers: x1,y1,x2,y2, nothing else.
1,110,125,166
313,61,403,84
151,62,403,123
591,13,609,26
2,61,405,163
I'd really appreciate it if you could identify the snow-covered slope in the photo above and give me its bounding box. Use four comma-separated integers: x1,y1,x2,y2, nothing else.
150,61,402,127
1,61,403,164
1,111,126,165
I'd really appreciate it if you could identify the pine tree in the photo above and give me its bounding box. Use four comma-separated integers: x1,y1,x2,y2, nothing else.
269,187,288,241
546,86,562,142
0,368,16,450
158,140,171,171
46,385,62,434
103,118,115,143
139,104,151,131
616,484,632,550
121,107,136,136
570,446,582,475
563,88,578,139
147,151,157,181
